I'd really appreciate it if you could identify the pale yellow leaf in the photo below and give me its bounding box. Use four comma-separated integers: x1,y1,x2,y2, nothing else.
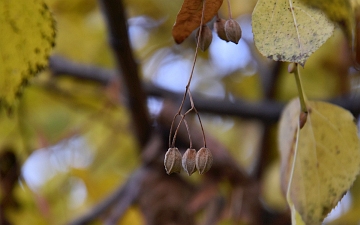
0,0,56,108
288,193,306,225
252,0,334,66
278,98,360,224
298,0,354,40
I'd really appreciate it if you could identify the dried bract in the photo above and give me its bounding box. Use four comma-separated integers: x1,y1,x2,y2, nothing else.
225,19,242,44
299,111,308,129
196,147,213,174
182,148,197,176
196,25,213,51
214,18,229,42
164,147,182,174
288,62,297,73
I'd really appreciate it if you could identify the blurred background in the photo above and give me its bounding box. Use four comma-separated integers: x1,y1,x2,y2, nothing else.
1,0,360,224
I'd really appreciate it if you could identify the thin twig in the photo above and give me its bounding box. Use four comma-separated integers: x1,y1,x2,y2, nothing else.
188,91,206,147
169,0,207,147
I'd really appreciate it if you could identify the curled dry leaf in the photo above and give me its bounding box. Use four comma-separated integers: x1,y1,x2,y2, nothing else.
172,0,223,44
278,98,360,224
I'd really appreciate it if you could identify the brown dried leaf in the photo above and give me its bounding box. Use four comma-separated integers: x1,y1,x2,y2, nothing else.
172,0,223,44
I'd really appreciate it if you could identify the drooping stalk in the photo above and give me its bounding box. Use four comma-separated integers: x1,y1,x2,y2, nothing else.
292,63,308,113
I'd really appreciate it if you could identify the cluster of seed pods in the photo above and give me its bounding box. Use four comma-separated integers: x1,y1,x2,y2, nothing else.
197,18,242,51
164,147,213,175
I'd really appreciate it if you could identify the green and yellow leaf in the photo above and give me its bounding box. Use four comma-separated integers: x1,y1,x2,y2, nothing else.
278,98,360,224
252,0,334,66
0,0,56,108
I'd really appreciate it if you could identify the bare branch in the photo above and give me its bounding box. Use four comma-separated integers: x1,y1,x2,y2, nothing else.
98,0,151,146
49,55,115,85
68,167,147,225
48,55,360,123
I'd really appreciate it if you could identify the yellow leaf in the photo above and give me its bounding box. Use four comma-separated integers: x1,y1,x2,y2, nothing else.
0,0,55,108
172,0,223,44
288,194,306,225
278,98,360,224
252,0,334,66
298,0,354,40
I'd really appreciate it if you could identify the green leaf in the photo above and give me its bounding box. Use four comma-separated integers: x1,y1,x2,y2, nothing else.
278,98,360,224
252,0,334,66
0,0,56,108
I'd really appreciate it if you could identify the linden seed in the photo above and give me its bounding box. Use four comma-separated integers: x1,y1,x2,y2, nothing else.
196,147,213,174
214,18,229,42
196,25,213,51
225,19,242,44
182,148,197,176
164,147,182,174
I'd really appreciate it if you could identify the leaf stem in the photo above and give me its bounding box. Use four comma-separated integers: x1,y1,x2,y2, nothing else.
293,63,308,113
227,0,232,19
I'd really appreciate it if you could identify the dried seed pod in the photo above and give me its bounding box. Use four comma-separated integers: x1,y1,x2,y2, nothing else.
182,148,197,176
214,18,229,42
225,19,242,44
196,147,213,174
196,25,213,51
164,147,182,174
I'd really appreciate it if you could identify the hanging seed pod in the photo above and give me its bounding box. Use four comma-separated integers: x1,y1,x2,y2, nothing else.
225,19,242,44
214,18,229,42
182,148,197,176
164,147,182,174
196,147,213,174
196,25,213,51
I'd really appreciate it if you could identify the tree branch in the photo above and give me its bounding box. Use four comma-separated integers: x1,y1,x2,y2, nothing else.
49,55,360,123
98,0,151,146
49,55,115,85
68,166,148,225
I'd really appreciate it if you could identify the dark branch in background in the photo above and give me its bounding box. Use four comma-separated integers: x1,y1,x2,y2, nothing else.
49,55,360,122
49,55,115,85
97,0,151,146
68,167,148,225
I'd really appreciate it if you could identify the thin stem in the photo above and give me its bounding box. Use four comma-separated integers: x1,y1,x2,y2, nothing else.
188,91,206,147
183,119,192,148
171,108,192,147
227,0,232,19
169,114,178,148
169,0,207,148
175,0,206,115
293,64,308,113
